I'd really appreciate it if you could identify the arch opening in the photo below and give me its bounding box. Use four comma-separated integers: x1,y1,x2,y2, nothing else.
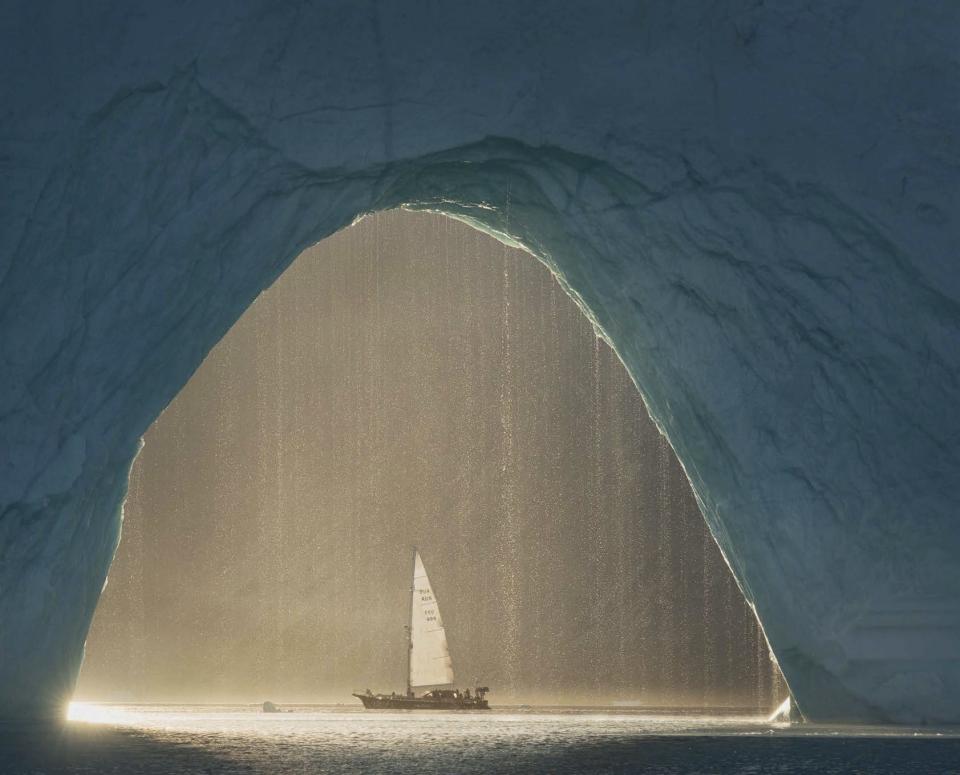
75,209,787,711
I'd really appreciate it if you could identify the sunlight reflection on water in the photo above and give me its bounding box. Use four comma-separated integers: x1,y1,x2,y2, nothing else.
51,704,960,775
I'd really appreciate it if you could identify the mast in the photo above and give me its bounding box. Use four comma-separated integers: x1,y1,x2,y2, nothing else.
406,545,416,697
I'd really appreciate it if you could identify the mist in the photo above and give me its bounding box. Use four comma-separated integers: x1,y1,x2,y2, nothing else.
77,210,784,709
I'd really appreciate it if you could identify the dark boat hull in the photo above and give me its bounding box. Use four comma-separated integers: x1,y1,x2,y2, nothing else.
353,693,489,710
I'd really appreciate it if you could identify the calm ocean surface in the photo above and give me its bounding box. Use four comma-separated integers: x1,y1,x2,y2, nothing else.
0,704,957,774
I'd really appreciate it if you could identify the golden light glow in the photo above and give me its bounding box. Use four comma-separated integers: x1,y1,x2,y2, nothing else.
67,701,130,725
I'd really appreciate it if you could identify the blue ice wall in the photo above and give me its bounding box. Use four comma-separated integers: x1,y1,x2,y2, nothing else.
1,1,958,722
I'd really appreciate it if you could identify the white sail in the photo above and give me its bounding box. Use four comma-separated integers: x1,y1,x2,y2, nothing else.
409,550,455,688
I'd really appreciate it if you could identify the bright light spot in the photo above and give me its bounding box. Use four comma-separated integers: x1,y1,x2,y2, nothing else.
67,701,130,725
767,696,792,723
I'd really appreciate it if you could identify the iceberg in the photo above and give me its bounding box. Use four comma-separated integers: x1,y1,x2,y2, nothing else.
1,1,959,723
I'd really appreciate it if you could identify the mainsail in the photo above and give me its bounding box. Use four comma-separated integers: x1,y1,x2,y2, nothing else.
408,550,455,689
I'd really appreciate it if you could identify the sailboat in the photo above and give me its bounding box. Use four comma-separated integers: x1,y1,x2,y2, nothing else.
353,548,490,710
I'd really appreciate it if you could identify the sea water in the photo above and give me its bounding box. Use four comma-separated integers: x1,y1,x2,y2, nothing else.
1,704,956,774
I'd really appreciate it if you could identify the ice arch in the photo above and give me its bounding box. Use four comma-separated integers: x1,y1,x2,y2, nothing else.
2,2,959,724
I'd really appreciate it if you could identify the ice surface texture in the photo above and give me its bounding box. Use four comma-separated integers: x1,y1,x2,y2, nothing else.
1,1,958,723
